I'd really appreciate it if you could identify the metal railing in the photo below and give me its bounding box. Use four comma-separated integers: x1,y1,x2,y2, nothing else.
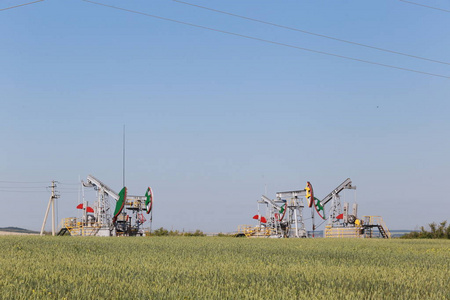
237,224,275,237
363,216,391,238
324,225,363,238
61,217,102,236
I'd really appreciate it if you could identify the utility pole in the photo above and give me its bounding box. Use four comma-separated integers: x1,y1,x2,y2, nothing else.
40,180,60,236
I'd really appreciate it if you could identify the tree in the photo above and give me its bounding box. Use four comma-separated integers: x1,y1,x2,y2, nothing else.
152,227,169,236
401,221,449,239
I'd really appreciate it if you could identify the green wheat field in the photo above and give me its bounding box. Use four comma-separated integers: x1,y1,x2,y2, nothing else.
1,236,449,299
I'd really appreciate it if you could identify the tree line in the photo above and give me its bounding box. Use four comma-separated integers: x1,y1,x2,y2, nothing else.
401,221,450,239
148,227,206,237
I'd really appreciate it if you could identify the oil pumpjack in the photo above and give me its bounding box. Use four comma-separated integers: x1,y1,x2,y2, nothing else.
240,178,390,238
239,189,308,238
306,179,390,238
58,175,153,236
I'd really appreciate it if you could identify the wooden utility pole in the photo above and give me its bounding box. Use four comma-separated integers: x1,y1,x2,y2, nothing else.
40,181,59,236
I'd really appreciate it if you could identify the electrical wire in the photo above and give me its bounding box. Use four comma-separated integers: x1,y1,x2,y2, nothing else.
56,196,59,225
0,185,78,193
0,186,48,189
173,0,450,66
0,182,80,192
0,180,50,184
399,0,450,13
316,219,327,228
0,189,50,193
81,0,450,79
0,0,44,11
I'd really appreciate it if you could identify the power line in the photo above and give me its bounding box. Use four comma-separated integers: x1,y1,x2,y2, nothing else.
0,180,50,184
399,0,450,13
0,181,80,187
81,0,450,79
0,189,50,193
173,0,450,66
0,186,78,191
0,186,48,189
0,189,78,194
0,0,44,11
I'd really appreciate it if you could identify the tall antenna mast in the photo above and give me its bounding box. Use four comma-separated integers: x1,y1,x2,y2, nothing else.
123,125,126,187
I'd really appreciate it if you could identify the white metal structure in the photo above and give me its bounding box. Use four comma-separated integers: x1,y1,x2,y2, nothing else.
320,178,356,226
250,190,307,238
276,190,307,237
81,175,117,236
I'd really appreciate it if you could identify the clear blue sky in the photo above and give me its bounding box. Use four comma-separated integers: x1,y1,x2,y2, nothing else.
1,0,449,232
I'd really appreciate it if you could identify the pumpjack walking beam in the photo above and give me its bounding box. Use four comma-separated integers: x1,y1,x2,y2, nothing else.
321,178,356,206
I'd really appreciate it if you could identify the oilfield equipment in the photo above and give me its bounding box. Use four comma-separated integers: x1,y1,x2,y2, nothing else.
238,190,308,238
57,175,153,236
240,178,390,238
238,188,308,238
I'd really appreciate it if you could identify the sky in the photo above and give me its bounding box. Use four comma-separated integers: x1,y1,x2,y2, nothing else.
1,0,449,233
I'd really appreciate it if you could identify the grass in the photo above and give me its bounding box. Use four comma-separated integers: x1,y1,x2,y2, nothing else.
0,236,449,299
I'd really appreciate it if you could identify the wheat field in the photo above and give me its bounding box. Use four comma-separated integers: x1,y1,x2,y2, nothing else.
0,236,449,299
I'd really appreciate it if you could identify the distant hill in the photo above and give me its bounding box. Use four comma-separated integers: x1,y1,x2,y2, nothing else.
0,227,39,234
390,230,417,238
